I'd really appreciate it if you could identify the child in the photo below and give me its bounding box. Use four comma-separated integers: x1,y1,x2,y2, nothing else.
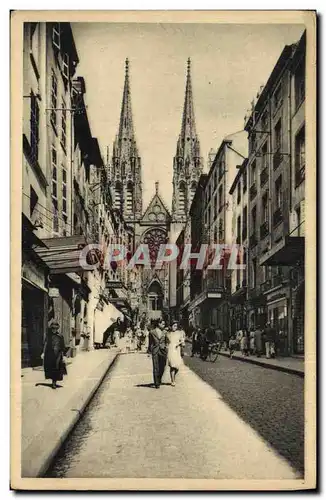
229,335,237,359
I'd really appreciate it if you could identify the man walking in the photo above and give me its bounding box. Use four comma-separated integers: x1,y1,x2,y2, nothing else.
264,322,276,359
148,318,167,388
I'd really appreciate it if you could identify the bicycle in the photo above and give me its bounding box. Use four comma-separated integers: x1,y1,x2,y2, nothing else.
201,342,220,362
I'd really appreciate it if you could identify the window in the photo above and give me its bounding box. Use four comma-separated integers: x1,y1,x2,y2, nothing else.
179,183,186,214
295,58,305,109
50,70,58,130
251,161,257,185
242,206,248,240
126,183,134,213
295,126,305,185
261,110,268,131
295,201,305,236
52,23,60,50
53,199,59,233
30,92,39,162
62,52,69,81
273,83,283,111
237,181,241,204
29,186,38,217
62,164,67,215
61,98,67,151
30,23,40,75
237,215,241,241
274,119,282,152
51,146,57,199
275,175,282,209
251,205,257,232
243,169,247,193
262,192,269,222
214,193,218,219
219,161,224,180
218,185,223,211
252,258,257,289
262,142,268,170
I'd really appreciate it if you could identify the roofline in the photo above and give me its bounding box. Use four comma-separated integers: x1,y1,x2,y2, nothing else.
205,139,232,186
229,158,248,195
244,44,294,132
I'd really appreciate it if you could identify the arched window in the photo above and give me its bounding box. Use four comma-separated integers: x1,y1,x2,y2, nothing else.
114,182,122,211
178,182,186,215
142,228,167,264
126,182,134,214
147,281,163,312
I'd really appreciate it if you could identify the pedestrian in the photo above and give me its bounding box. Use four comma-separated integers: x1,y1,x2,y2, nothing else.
166,321,185,387
264,322,277,359
249,329,256,355
228,335,237,359
240,331,248,356
43,320,67,390
147,318,167,389
254,326,263,357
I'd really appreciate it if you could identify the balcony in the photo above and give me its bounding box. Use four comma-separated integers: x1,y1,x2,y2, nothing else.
249,232,257,247
273,150,283,171
272,274,283,287
249,182,257,201
273,207,283,227
260,167,268,187
295,166,305,187
260,220,269,239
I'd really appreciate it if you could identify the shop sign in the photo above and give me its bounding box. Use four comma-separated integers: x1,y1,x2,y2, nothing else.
106,280,123,289
22,258,46,290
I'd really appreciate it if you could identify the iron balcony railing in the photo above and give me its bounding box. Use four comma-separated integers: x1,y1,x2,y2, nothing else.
260,279,271,293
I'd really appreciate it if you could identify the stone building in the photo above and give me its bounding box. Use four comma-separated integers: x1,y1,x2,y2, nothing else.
245,31,305,355
229,158,249,333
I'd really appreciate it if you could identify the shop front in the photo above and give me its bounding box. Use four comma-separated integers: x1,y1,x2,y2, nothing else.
266,288,291,357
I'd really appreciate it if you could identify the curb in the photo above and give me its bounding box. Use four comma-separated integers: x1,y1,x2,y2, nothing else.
218,351,304,378
22,352,119,478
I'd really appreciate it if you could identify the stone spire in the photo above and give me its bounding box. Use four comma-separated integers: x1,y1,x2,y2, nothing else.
172,59,203,221
111,59,142,220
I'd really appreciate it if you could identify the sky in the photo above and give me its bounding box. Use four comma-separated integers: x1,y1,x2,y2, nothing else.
72,22,305,210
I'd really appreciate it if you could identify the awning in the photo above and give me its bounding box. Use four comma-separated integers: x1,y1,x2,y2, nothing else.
259,236,304,266
35,235,89,274
188,289,223,311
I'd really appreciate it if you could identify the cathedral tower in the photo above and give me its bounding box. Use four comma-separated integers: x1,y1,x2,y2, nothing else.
110,59,142,221
172,58,203,222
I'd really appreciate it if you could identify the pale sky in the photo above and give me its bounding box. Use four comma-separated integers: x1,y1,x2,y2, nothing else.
72,22,305,210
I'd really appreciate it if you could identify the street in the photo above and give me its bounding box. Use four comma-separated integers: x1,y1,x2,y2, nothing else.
46,352,302,479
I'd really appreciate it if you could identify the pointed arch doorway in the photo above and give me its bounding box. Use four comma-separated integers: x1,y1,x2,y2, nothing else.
147,280,164,322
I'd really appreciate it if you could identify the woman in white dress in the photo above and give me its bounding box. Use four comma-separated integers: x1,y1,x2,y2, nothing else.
166,321,185,387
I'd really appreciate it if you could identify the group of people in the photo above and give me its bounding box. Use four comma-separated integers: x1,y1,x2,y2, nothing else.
190,326,223,359
229,322,277,359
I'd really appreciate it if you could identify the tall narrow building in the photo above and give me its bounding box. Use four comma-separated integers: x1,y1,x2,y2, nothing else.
110,58,143,221
172,58,203,222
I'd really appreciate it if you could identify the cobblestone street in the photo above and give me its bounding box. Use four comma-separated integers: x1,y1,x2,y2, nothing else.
184,346,304,475
46,353,301,480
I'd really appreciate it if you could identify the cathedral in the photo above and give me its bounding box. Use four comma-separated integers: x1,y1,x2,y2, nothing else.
109,58,203,323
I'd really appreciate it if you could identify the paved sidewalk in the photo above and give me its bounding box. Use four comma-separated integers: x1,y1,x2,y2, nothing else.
218,351,304,376
48,353,302,481
21,348,119,477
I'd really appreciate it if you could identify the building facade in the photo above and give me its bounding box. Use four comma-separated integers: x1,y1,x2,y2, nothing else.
245,32,305,355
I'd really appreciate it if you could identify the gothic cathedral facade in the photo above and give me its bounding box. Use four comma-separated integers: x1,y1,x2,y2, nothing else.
109,58,203,324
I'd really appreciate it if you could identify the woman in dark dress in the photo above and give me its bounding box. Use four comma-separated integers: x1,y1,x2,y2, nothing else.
43,320,67,389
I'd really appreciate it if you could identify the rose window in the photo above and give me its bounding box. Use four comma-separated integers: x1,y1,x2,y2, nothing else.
142,228,167,264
